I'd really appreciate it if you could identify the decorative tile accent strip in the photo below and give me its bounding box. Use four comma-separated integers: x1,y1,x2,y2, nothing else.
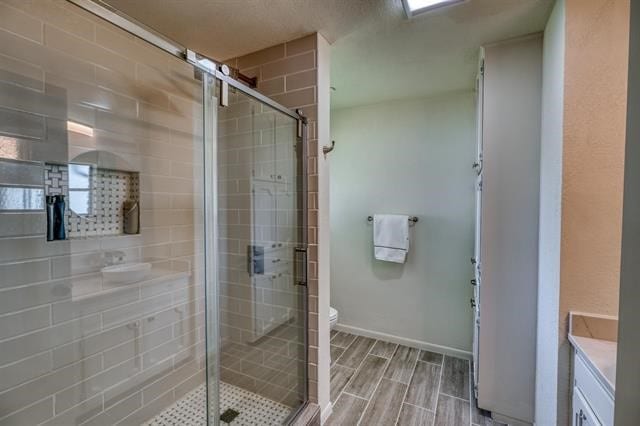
44,164,139,238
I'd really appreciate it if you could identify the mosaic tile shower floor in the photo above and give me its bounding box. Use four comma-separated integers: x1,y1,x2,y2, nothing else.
142,382,291,426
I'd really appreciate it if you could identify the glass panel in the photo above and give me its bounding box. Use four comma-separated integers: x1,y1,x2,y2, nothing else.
0,2,206,425
212,85,307,423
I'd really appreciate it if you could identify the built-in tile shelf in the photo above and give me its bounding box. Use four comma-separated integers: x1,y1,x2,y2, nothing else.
44,162,140,240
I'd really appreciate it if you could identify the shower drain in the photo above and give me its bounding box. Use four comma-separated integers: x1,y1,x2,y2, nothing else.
220,408,240,423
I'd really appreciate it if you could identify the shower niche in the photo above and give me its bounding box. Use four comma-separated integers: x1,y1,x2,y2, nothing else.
44,150,140,240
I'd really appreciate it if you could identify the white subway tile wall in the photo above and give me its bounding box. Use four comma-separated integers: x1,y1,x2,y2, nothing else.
0,1,205,425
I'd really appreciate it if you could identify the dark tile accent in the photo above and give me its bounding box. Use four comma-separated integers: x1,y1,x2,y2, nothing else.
419,349,444,365
405,361,441,411
397,403,435,426
434,394,470,426
330,364,355,402
334,336,375,368
383,345,419,384
325,393,367,426
441,356,470,400
330,331,357,349
370,340,398,359
344,355,388,399
359,378,407,425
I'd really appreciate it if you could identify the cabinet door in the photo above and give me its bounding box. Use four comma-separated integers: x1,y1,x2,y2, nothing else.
573,387,602,426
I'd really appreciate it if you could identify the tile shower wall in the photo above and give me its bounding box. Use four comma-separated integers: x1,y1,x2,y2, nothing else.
0,1,205,425
225,33,321,404
44,164,140,237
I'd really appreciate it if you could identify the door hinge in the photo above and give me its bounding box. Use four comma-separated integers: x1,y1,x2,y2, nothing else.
473,160,483,175
480,60,485,76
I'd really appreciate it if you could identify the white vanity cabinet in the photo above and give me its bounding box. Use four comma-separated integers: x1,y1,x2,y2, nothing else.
572,352,615,426
573,387,601,426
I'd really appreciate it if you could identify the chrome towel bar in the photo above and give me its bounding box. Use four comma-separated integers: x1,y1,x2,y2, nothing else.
367,216,419,223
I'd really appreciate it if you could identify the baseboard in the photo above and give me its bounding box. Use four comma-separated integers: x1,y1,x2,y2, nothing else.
320,402,333,425
492,412,533,426
334,323,472,360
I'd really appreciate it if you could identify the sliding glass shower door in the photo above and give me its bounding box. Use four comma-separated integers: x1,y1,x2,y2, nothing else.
0,1,307,424
204,75,308,424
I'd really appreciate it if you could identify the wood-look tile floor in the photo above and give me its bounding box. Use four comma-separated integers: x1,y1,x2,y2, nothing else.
326,331,506,426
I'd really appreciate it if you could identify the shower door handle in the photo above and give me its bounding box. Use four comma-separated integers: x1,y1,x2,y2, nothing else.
294,247,307,287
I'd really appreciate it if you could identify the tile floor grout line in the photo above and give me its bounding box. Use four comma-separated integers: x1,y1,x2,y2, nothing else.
332,333,359,365
439,391,471,403
355,351,391,426
432,355,445,426
419,359,445,367
402,401,436,413
392,345,420,426
341,391,369,401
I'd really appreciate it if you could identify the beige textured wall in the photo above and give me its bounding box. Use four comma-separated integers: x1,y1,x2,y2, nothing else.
225,33,321,403
558,0,630,423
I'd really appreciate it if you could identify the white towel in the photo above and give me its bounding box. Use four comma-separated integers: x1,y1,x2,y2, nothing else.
373,214,410,263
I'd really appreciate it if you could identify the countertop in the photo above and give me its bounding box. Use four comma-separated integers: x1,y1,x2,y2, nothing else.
568,312,618,397
568,334,617,396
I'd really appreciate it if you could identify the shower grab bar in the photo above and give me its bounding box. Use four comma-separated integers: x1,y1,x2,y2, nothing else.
367,216,419,223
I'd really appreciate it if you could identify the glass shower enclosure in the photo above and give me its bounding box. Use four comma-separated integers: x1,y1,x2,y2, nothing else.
0,1,308,425
202,69,309,424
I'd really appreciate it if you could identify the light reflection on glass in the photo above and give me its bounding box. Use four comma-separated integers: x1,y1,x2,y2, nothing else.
0,137,20,160
69,164,92,215
0,186,45,210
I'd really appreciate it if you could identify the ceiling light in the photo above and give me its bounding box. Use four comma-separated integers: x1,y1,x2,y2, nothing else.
402,0,466,18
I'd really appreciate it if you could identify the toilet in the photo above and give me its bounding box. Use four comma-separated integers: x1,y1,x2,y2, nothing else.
329,306,338,330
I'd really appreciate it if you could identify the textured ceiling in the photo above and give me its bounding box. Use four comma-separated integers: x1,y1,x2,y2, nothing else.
331,0,554,108
101,0,554,108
